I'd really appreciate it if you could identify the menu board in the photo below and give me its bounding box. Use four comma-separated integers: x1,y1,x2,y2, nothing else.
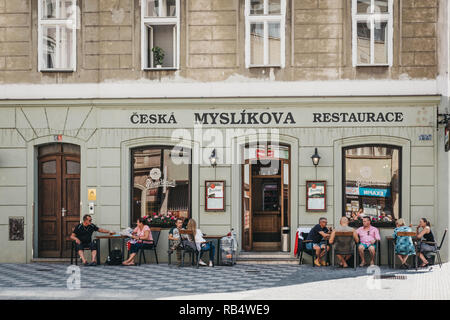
306,181,327,212
205,181,225,211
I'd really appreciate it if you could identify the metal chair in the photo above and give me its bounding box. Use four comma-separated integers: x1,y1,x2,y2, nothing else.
297,232,316,267
330,232,357,270
393,231,418,270
137,229,160,265
418,228,447,269
70,239,100,265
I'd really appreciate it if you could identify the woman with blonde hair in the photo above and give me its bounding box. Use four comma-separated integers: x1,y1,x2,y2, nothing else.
186,219,215,267
393,218,415,269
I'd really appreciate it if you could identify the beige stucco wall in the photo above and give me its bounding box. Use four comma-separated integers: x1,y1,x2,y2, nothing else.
0,98,444,263
0,0,439,83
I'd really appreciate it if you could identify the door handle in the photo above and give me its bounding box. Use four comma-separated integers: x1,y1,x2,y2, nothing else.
62,208,66,217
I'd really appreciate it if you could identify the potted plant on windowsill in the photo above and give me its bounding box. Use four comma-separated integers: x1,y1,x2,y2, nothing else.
151,46,165,68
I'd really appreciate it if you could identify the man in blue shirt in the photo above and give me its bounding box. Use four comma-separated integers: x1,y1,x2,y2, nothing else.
306,217,331,267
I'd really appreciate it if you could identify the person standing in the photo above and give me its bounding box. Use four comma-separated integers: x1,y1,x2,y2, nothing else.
71,214,115,266
355,217,381,267
306,217,331,267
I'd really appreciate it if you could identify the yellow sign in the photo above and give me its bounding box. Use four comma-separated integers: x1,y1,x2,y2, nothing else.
88,189,96,201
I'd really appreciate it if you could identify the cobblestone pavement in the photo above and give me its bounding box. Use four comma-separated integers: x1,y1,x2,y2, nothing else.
0,262,448,300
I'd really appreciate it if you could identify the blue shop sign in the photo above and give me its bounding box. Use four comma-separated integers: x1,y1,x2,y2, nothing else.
359,188,390,198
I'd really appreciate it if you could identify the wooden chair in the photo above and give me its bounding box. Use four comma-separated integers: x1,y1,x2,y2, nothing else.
394,231,418,270
137,228,160,265
330,232,357,270
357,240,381,267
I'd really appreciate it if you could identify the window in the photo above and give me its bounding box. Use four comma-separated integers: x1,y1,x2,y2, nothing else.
245,0,286,68
352,0,393,66
131,146,191,225
141,0,180,70
38,0,77,71
343,145,401,227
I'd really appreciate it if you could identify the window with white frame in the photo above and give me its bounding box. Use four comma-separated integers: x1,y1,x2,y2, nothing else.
245,0,286,68
352,0,393,66
38,0,77,71
141,0,180,70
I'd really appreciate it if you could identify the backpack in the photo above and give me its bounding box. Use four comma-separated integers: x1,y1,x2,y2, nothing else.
106,249,123,265
181,239,198,252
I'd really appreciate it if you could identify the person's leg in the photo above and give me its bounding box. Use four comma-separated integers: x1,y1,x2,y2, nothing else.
78,250,87,264
336,254,345,266
209,242,215,266
123,243,139,265
313,245,322,266
418,252,429,266
368,245,376,265
91,250,97,264
358,245,366,266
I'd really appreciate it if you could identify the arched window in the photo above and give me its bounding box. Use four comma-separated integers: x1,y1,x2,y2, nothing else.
131,146,191,226
343,144,401,227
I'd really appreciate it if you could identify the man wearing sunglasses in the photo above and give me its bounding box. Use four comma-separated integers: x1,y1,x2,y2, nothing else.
71,214,115,266
355,216,381,267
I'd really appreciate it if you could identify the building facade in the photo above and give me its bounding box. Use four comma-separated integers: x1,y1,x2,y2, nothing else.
0,0,448,264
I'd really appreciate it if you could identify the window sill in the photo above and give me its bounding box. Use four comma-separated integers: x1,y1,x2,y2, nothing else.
40,69,75,73
143,67,178,71
248,65,282,68
355,64,390,67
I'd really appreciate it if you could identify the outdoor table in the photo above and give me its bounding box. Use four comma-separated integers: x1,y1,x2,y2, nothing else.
204,235,224,266
386,235,419,268
95,234,128,265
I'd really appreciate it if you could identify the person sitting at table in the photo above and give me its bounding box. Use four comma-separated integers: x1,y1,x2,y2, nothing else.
329,217,358,268
306,217,330,267
415,218,437,268
71,214,115,266
168,218,184,264
355,217,381,267
122,217,153,266
186,218,215,267
393,218,416,269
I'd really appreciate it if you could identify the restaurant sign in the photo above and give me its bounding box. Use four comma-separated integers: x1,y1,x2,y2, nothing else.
99,106,434,128
346,187,390,198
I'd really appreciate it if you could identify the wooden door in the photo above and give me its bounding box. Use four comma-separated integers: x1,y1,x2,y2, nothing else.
38,144,80,258
242,160,252,251
61,155,81,257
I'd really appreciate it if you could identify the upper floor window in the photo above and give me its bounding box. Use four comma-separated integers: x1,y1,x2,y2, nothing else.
38,0,77,71
352,0,393,66
141,0,180,70
245,0,286,68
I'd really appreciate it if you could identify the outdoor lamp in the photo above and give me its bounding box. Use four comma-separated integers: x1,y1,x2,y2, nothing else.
209,148,218,168
311,148,321,167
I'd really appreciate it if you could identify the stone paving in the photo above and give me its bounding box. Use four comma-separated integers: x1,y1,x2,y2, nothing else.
0,262,448,300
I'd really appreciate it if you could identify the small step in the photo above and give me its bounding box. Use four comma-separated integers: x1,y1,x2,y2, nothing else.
31,258,72,264
237,251,299,265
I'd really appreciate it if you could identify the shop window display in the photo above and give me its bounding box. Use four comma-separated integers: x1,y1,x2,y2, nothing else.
343,145,400,227
131,146,191,227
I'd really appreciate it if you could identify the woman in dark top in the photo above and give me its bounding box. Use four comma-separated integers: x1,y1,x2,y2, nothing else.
416,218,437,267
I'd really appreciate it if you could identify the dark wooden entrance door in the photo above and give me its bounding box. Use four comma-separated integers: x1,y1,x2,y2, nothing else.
242,145,290,252
38,144,80,258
